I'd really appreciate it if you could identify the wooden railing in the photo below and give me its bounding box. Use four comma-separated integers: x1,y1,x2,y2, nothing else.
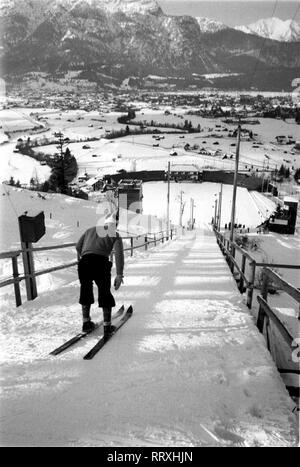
257,268,300,344
213,227,300,309
214,228,258,308
0,229,176,307
256,268,300,402
214,227,300,402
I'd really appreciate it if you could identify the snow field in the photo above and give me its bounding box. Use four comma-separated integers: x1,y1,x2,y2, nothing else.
1,107,299,188
36,131,295,179
0,109,42,133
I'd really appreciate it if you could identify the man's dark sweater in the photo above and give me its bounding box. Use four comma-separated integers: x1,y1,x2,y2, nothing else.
76,227,124,276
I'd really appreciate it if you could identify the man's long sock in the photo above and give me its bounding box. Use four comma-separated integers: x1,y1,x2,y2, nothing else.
82,304,91,323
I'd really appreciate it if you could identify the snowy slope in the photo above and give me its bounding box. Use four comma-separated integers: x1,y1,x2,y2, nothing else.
142,182,276,229
0,147,51,186
0,183,102,251
236,17,300,42
0,230,297,446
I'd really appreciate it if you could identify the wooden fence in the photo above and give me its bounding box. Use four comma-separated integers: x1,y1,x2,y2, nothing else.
214,227,300,309
256,267,300,402
0,229,176,307
256,268,300,346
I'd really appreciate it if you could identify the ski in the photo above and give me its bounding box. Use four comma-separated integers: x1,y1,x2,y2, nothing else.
83,305,133,360
50,305,125,356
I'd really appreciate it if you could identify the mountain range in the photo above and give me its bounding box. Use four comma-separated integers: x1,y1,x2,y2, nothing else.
1,0,300,91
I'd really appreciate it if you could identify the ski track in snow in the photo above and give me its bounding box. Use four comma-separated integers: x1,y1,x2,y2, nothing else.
0,226,297,447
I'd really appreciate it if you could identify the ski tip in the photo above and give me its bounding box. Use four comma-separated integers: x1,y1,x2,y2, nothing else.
83,354,92,361
127,305,133,315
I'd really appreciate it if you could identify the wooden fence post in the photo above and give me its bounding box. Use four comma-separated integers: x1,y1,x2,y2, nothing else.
230,245,236,273
12,256,22,307
261,269,269,300
239,254,246,293
145,236,148,251
154,235,157,246
246,260,256,309
257,269,269,332
21,242,37,301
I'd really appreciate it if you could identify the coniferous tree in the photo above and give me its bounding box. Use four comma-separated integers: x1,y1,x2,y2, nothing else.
49,145,78,194
294,168,300,182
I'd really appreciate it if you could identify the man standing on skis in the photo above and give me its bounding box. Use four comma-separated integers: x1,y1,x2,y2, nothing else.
76,220,124,336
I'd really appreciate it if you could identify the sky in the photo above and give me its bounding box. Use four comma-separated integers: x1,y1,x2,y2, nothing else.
158,1,300,26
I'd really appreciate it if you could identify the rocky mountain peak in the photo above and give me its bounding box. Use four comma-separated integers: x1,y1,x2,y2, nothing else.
236,17,300,42
54,0,163,15
195,16,228,33
0,0,163,17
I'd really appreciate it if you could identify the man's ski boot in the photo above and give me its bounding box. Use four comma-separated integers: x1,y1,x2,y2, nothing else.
82,320,96,333
103,307,116,337
82,304,95,332
103,323,116,337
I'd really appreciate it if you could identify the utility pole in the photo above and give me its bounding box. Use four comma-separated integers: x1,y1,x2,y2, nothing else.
214,197,218,229
229,125,241,243
217,183,223,231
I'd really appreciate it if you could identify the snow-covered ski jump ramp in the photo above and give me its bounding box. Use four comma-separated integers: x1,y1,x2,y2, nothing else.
0,229,298,446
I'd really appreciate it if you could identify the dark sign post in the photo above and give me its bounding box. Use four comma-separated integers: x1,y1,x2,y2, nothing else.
18,212,46,301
